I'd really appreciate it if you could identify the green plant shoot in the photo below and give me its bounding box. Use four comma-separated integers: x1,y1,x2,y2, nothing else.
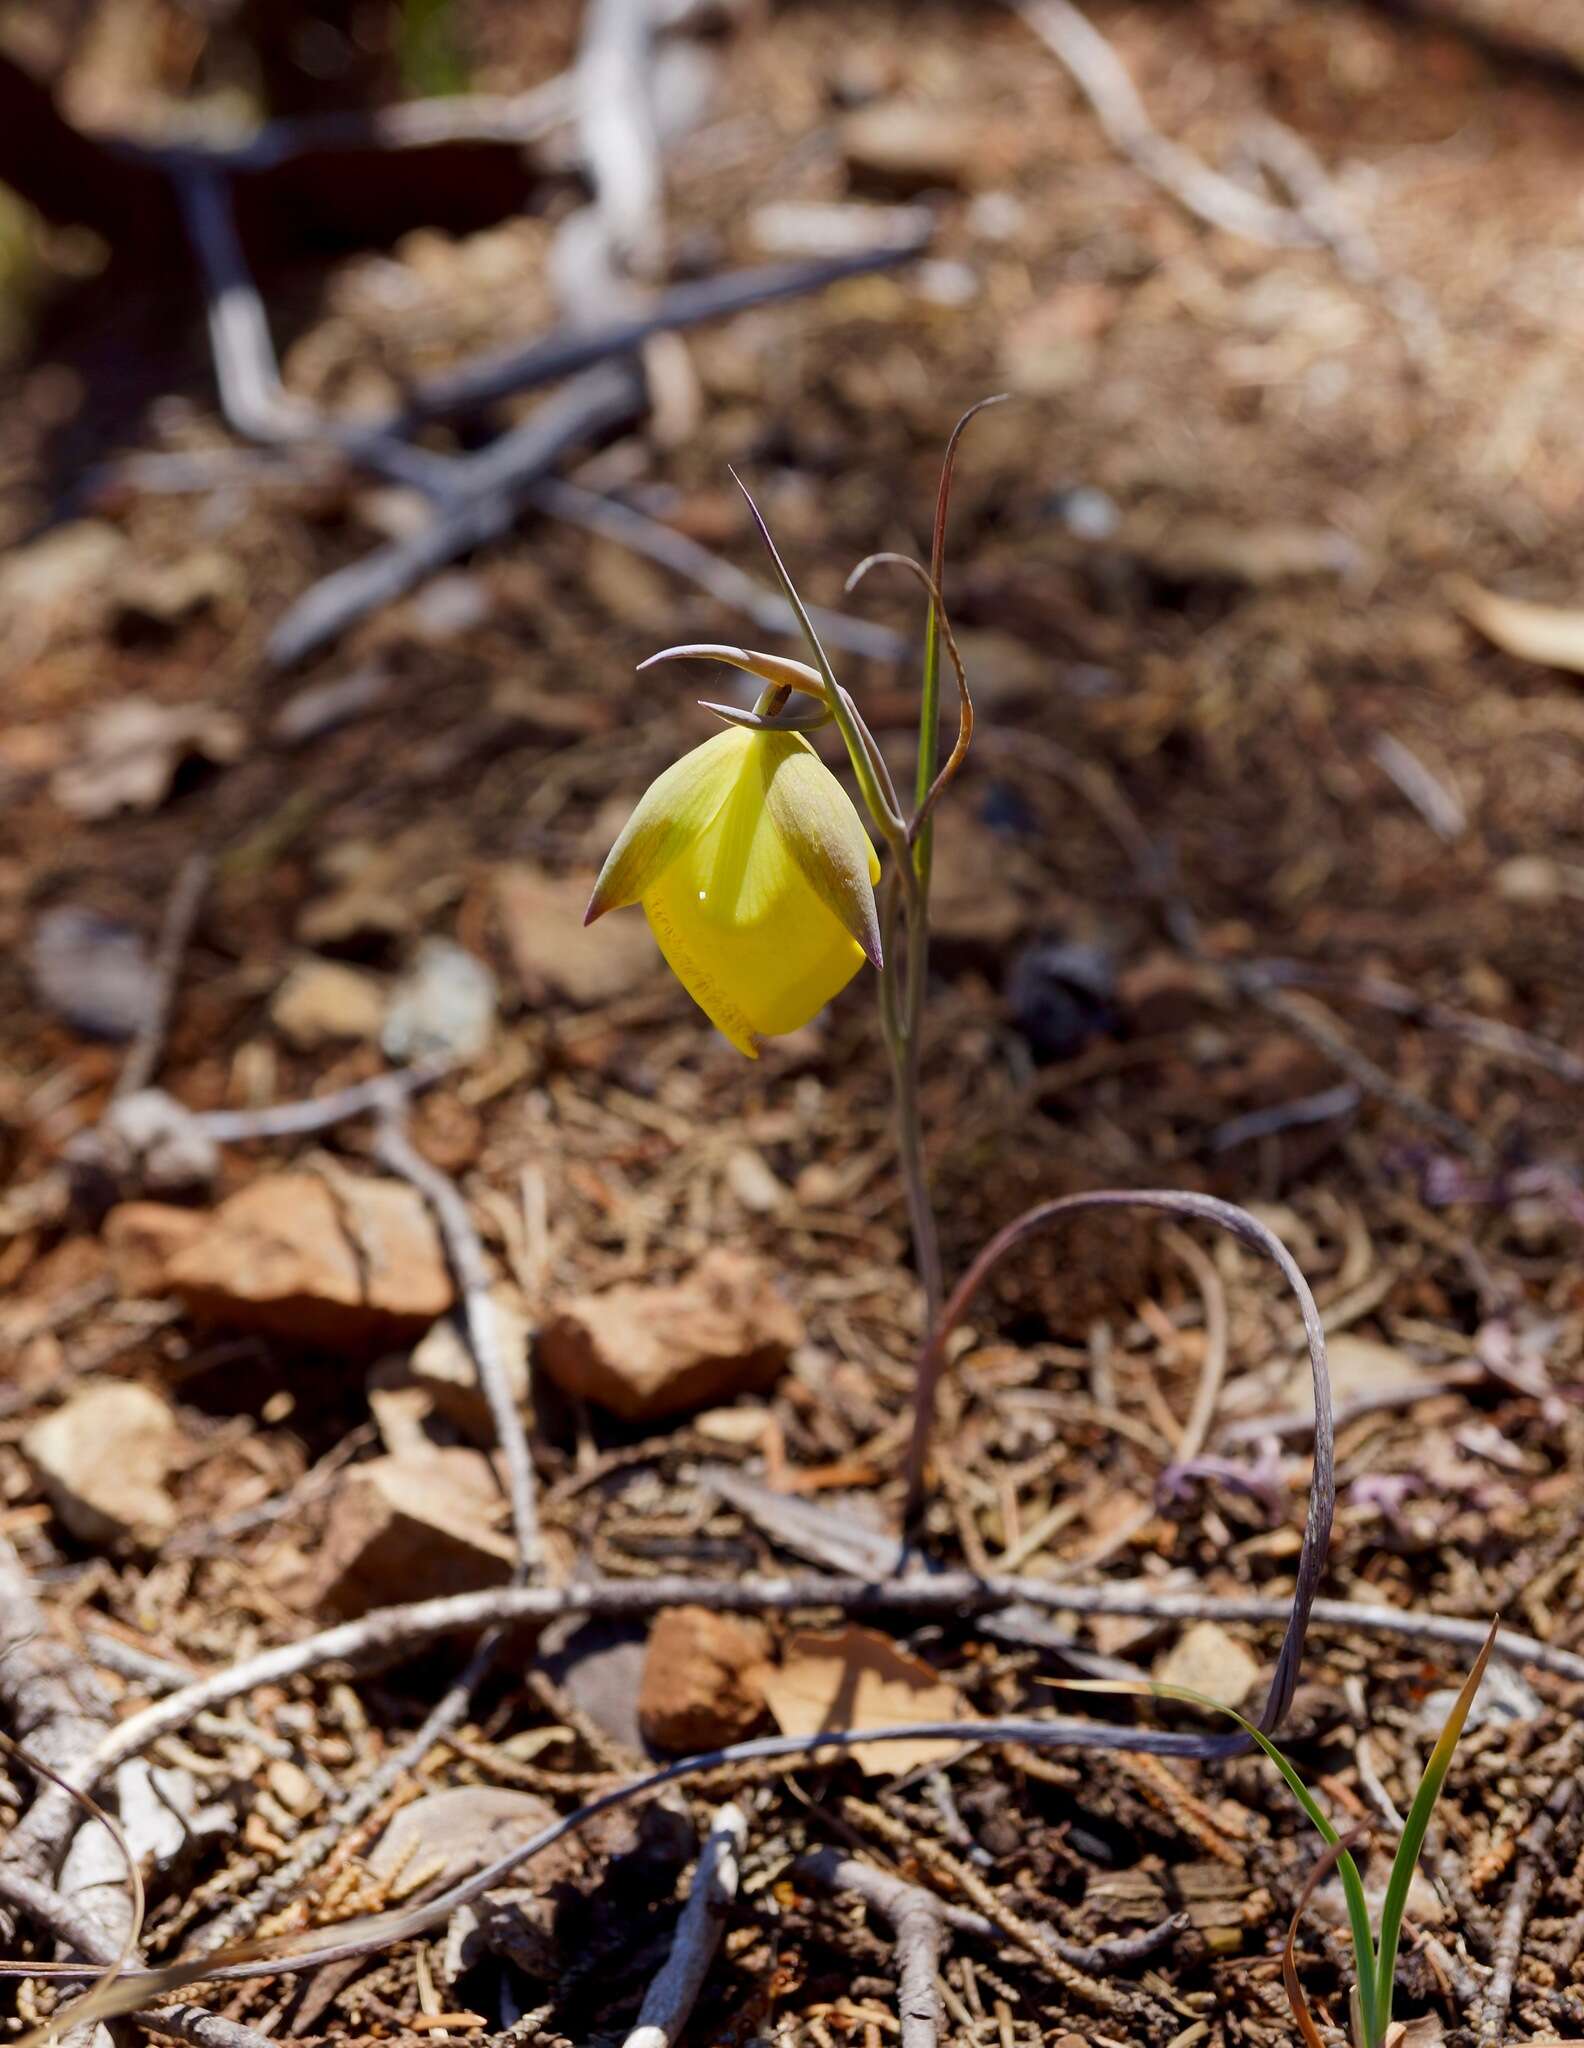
1053,1619,1497,2048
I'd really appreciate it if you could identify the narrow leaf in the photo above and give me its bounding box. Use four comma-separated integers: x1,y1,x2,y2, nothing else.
1283,1824,1373,2048
1051,1674,1379,2044
1373,1619,1498,2038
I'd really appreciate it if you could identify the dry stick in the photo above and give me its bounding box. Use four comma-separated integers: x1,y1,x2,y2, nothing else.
1479,1772,1580,2047
0,1539,272,2048
371,1109,539,1575
265,361,645,667
113,855,209,1103
526,478,908,662
578,0,663,279
797,1850,945,2048
621,1803,745,2048
194,1059,446,1144
85,1572,1584,1799
1010,0,1320,247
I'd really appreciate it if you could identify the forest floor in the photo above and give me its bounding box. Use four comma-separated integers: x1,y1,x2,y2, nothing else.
3,1,1584,2044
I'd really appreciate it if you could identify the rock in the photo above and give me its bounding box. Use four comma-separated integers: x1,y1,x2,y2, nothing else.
410,1293,530,1439
1274,1333,1429,1421
1005,939,1116,1063
103,1202,208,1298
1154,1622,1261,1710
842,101,978,192
926,810,1027,951
0,520,125,645
51,696,246,819
750,199,932,259
167,1171,453,1351
23,1380,179,1549
537,1248,803,1422
493,863,655,1008
31,906,161,1041
638,1606,772,1753
382,938,498,1063
115,548,242,633
369,1785,554,1887
539,1616,648,1757
64,1090,221,1210
270,959,387,1051
313,1447,513,1613
1117,952,1225,1037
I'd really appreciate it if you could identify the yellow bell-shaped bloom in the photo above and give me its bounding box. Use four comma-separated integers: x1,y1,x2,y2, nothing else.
585,725,882,1056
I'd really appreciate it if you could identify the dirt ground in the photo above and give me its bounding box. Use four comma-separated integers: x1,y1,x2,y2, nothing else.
3,1,1584,2043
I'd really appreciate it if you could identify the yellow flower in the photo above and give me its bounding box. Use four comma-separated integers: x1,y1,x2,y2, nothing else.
585,725,882,1056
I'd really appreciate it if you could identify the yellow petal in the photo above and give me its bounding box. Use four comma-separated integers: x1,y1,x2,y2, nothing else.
641,732,870,1054
759,739,882,967
584,728,749,923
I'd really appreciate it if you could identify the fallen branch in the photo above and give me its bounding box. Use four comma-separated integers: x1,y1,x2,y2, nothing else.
1479,1764,1581,2046
372,1108,539,1577
622,1802,745,2048
798,1850,944,2048
113,855,209,1104
84,1572,1584,1795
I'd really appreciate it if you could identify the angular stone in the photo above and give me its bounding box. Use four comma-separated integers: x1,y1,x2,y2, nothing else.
1154,1621,1261,1710
493,863,656,1008
369,1785,554,1886
24,1380,179,1550
638,1606,772,1754
410,1293,530,1440
537,1248,803,1422
270,959,387,1051
312,1447,513,1614
103,1202,208,1298
842,102,979,192
167,1172,453,1351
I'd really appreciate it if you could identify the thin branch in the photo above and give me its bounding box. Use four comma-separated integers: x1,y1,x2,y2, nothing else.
622,1803,745,2048
1479,1768,1580,2047
84,1570,1584,1799
113,855,209,1103
797,1850,944,2048
371,1111,539,1578
529,478,908,661
1010,0,1321,247
193,1059,446,1144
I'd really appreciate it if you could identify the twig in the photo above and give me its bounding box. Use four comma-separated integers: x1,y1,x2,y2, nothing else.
578,0,663,280
622,1803,745,2048
82,1572,1584,1798
191,1630,505,1955
0,1537,271,2048
797,1850,944,2048
528,478,908,661
193,1058,446,1143
265,361,645,667
394,244,929,427
1479,1769,1581,2046
113,855,209,1103
371,1109,539,1578
1010,0,1320,247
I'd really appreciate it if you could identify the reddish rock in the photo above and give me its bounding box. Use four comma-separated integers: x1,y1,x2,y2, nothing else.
536,1248,803,1422
312,1447,513,1615
167,1172,453,1352
638,1605,772,1754
492,863,655,1008
102,1201,207,1299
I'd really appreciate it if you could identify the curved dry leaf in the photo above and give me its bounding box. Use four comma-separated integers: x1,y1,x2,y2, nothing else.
52,697,246,820
762,1625,971,1776
1452,577,1584,677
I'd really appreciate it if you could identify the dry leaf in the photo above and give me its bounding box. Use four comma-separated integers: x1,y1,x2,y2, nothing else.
762,1625,970,1775
52,697,246,819
1452,577,1584,676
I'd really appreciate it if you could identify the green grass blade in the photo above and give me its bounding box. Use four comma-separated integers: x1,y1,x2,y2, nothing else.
1053,1676,1380,2046
1372,1619,1498,2041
